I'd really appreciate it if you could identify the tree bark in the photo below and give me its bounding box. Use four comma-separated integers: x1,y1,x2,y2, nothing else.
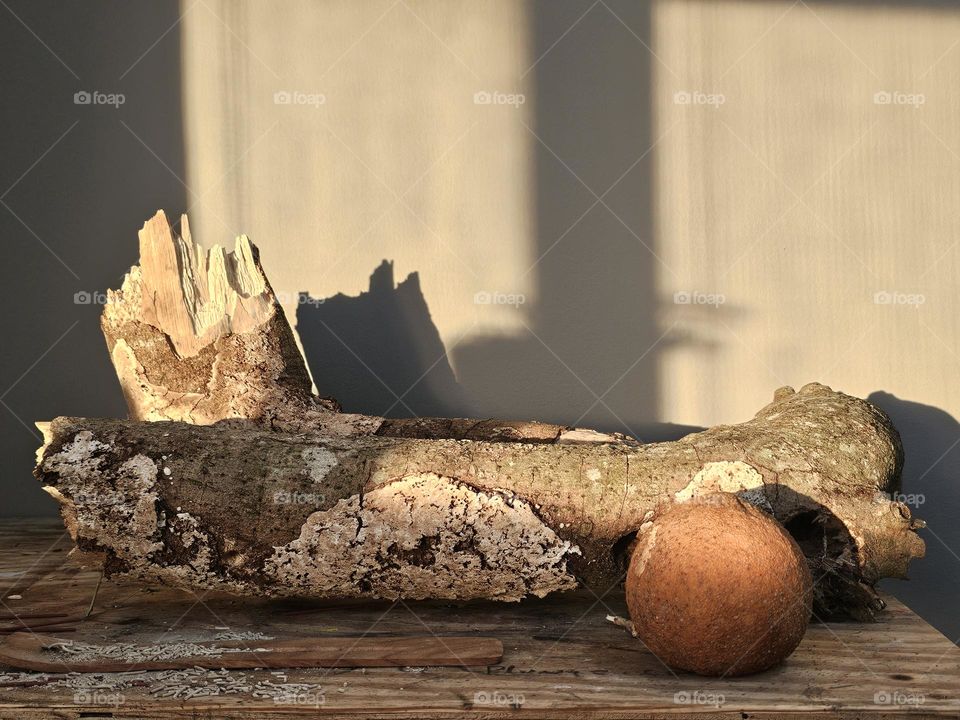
36,382,924,618
100,210,346,430
35,211,926,619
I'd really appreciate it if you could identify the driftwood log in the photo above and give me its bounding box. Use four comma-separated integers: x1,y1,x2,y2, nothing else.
35,211,925,619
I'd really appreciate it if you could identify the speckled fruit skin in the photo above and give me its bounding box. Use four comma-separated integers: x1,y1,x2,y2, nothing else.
626,493,813,676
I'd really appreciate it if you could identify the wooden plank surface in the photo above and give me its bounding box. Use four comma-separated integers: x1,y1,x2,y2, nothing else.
0,519,956,719
0,633,504,672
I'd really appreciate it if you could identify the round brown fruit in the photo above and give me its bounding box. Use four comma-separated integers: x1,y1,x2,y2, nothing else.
625,493,812,676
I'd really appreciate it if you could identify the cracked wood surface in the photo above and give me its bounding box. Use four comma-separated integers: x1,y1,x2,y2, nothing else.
100,210,342,429
0,520,956,719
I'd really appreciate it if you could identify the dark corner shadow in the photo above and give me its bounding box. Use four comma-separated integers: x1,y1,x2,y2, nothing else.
868,391,960,643
0,0,186,516
296,261,472,419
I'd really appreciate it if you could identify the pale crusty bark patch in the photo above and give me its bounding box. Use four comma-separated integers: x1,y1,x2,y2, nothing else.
266,474,580,601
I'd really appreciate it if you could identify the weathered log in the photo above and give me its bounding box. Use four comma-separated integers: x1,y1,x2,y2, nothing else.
36,382,924,617
35,211,925,619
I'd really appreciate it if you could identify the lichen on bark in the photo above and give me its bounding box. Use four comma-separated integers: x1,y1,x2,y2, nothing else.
36,382,924,616
265,473,579,601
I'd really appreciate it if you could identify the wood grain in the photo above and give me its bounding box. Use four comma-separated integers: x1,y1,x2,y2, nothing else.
0,633,502,672
0,520,956,719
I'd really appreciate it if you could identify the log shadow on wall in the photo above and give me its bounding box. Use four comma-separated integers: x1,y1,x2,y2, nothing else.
297,1,704,442
296,260,472,419
868,392,960,644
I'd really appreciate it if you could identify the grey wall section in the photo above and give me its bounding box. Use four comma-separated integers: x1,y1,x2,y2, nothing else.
451,1,671,442
0,1,186,516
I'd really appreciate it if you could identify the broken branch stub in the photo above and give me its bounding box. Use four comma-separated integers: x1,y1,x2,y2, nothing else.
35,211,925,618
100,210,341,428
100,210,589,440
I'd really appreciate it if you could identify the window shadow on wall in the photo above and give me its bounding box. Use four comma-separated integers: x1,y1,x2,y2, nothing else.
452,0,683,441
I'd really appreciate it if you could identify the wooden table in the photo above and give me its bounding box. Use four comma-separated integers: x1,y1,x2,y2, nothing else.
0,519,956,719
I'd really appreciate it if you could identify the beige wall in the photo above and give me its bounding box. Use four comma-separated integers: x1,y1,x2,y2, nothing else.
180,0,960,430
654,0,960,427
181,0,535,361
650,2,960,640
179,0,960,635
